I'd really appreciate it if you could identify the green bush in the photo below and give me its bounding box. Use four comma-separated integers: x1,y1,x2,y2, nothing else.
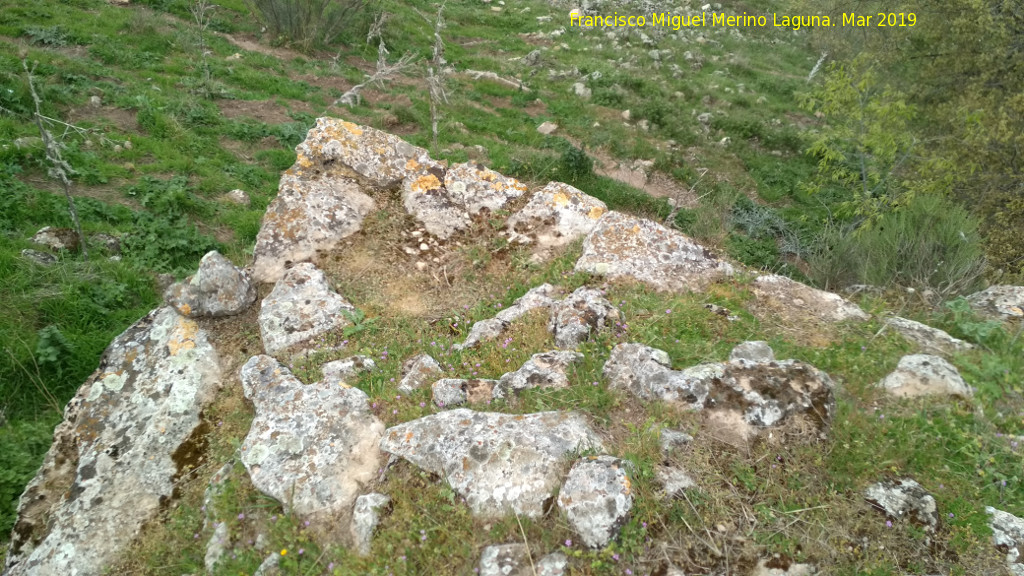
243,0,367,51
807,194,987,295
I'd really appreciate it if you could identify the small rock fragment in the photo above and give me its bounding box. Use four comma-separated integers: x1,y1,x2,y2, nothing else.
258,263,356,356
864,478,938,532
322,355,375,385
877,354,972,398
351,493,391,556
548,286,620,349
164,251,257,318
398,354,443,393
729,341,775,363
495,350,583,398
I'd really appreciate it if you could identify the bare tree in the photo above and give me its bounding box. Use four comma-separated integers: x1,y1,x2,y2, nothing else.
23,59,88,261
189,0,217,96
334,39,416,108
425,2,447,151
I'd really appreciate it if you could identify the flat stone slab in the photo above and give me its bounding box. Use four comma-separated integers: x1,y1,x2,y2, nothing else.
966,285,1024,321
258,262,356,356
865,478,937,532
380,409,603,518
251,173,376,283
164,250,257,317
558,455,633,548
507,182,608,250
884,316,974,356
574,211,734,292
877,354,972,398
752,274,869,324
240,355,384,524
4,307,221,576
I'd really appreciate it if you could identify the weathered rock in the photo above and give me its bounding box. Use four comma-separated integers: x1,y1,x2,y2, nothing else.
536,551,569,576
31,226,79,251
402,162,471,240
291,117,432,188
605,343,836,441
380,409,603,518
223,188,251,206
656,465,696,497
479,544,530,576
455,284,561,350
570,82,592,99
884,316,974,356
258,263,356,356
240,355,384,525
574,211,734,292
494,350,584,399
91,232,120,255
3,307,221,576
507,182,607,251
322,355,375,384
986,506,1024,576
537,121,559,135
877,354,972,398
251,173,376,283
659,428,694,454
966,285,1024,321
864,478,938,532
752,274,869,324
164,251,257,318
729,341,775,363
20,248,57,266
397,353,444,393
351,493,391,556
253,553,280,576
558,455,633,548
750,559,817,576
603,343,715,407
548,286,620,349
432,378,500,407
444,162,528,215
202,462,235,572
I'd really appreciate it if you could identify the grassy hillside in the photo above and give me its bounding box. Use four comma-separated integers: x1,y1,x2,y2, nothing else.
1,0,1021,573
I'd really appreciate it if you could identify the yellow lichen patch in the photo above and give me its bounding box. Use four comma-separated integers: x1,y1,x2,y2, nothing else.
167,317,199,356
492,181,506,192
588,206,606,219
551,192,570,208
623,475,632,495
405,158,421,172
480,171,497,182
296,153,314,170
410,173,442,193
179,302,192,316
340,121,364,136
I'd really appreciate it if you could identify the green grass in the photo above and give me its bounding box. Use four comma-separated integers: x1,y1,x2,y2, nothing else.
0,0,1018,573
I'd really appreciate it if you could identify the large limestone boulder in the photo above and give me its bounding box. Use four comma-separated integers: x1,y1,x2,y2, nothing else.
574,211,734,292
884,316,974,356
240,355,385,525
547,286,620,349
251,173,376,283
877,354,972,398
258,262,356,356
966,285,1024,321
557,456,634,548
507,182,608,250
445,162,529,215
4,307,221,576
164,250,257,317
379,409,603,518
752,274,869,324
291,117,432,187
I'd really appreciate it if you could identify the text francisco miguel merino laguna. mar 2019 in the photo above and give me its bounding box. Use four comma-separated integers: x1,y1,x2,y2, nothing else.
569,11,917,31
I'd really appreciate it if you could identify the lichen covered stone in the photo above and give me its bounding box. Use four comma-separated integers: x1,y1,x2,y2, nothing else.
557,456,634,548
380,409,603,518
4,307,221,576
164,250,257,317
258,262,356,356
507,182,607,250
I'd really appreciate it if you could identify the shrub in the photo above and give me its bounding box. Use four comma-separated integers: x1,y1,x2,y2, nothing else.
244,0,367,51
807,194,987,296
560,144,593,182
